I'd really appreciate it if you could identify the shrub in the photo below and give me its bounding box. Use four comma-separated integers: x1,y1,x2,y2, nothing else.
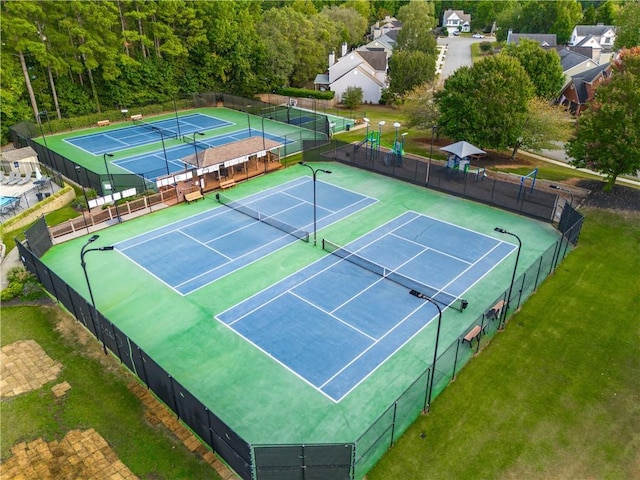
1,266,45,302
342,87,363,109
480,41,493,53
276,87,334,100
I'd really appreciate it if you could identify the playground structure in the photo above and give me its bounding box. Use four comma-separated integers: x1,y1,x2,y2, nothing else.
517,168,538,200
354,119,406,167
382,137,405,167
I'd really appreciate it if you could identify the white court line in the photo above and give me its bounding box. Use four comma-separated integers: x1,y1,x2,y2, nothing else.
219,211,516,401
390,232,473,265
177,229,233,260
216,320,340,403
174,226,288,290
320,299,429,391
289,290,377,341
117,208,228,251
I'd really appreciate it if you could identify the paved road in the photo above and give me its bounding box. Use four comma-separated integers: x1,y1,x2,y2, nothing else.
437,35,488,79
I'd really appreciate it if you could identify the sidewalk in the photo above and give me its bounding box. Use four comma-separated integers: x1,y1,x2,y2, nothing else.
524,150,640,188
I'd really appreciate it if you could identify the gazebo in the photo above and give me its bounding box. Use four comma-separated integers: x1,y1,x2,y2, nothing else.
440,141,486,172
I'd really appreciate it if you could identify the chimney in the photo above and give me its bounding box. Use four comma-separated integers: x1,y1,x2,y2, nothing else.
329,51,335,67
341,42,348,57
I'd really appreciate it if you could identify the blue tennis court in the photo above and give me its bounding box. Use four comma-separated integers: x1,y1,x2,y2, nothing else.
115,177,376,294
113,128,291,178
217,212,517,402
64,113,233,155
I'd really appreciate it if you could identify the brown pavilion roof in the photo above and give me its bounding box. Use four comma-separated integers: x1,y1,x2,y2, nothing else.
182,137,283,168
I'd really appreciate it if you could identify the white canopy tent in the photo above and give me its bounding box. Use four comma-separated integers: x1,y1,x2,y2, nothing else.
440,141,486,159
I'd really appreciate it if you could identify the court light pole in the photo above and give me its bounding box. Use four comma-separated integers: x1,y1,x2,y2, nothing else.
75,165,91,234
410,290,443,413
300,162,331,246
426,124,437,185
173,96,182,138
80,234,115,354
102,153,121,223
246,105,252,136
189,131,205,168
494,228,522,330
152,127,170,175
37,111,52,166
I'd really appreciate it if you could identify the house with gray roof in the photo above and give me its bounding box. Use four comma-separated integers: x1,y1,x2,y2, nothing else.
557,63,612,115
358,33,396,59
569,25,616,50
370,15,402,40
506,30,557,47
314,44,388,104
556,47,601,86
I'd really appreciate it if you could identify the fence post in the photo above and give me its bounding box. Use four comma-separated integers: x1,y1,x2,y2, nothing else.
389,401,398,447
534,256,544,290
452,338,461,380
516,273,526,310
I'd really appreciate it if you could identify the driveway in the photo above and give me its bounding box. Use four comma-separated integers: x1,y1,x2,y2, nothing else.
437,35,491,79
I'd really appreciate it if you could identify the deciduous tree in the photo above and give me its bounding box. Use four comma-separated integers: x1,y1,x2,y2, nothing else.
504,39,564,99
566,48,640,190
511,97,573,159
389,50,436,95
401,82,439,130
395,0,437,55
436,55,535,150
615,2,640,49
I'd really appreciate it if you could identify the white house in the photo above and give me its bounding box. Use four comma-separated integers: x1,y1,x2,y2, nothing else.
442,9,471,35
314,45,387,104
569,25,616,49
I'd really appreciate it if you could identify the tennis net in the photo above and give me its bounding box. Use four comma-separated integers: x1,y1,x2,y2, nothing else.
181,134,210,152
322,239,466,311
133,118,178,139
216,193,309,242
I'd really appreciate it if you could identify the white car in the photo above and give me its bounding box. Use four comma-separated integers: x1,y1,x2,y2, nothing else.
472,33,484,39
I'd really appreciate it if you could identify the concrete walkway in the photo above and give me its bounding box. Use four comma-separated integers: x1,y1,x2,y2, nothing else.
524,150,640,188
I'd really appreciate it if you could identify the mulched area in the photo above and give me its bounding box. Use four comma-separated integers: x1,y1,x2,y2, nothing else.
575,179,640,212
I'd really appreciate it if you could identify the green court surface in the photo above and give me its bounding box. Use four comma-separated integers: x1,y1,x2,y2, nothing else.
33,107,321,175
40,163,560,453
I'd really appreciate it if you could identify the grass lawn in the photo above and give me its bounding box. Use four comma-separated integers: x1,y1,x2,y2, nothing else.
0,305,221,479
367,208,640,479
